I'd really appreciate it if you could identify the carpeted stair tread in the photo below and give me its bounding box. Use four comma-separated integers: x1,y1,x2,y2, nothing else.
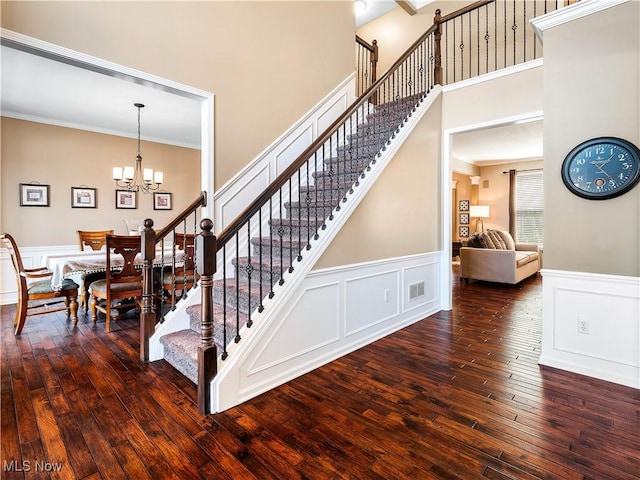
186,303,250,349
160,329,200,384
213,278,266,315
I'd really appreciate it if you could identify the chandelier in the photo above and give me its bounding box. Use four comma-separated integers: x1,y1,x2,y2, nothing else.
112,103,163,193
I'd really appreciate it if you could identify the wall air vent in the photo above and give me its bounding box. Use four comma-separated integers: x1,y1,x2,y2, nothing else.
409,281,425,300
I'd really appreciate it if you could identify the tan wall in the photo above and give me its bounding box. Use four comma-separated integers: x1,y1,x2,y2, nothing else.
442,65,543,130
314,95,442,269
1,118,200,247
477,160,543,232
543,1,640,277
1,1,355,190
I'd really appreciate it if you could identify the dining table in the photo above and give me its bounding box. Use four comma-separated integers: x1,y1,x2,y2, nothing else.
42,247,184,290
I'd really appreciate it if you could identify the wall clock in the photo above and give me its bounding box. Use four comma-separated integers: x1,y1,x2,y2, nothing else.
561,137,640,200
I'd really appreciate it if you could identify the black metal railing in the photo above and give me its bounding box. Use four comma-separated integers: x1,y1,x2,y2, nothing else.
438,0,574,85
355,35,378,97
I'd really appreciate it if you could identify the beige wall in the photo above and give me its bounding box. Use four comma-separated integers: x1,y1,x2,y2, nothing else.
543,1,640,277
442,65,543,130
1,1,355,190
315,95,442,269
1,118,200,247
477,159,543,232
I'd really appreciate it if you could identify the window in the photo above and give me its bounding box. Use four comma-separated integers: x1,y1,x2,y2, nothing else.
515,170,543,245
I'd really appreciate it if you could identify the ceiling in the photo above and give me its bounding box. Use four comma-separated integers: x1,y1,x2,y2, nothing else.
2,0,542,166
1,43,202,149
451,120,543,167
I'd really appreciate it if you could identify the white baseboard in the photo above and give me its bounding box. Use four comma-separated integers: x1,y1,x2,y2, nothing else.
539,269,640,389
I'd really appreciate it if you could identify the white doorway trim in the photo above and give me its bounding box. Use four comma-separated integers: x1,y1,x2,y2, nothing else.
442,111,544,309
0,28,215,219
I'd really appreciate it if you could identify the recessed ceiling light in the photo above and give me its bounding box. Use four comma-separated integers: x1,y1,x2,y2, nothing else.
355,0,368,15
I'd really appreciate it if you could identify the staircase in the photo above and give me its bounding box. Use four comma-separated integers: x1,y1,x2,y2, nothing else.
159,93,426,384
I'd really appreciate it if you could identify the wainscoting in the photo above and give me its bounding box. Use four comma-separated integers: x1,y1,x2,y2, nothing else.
212,251,442,412
539,269,640,389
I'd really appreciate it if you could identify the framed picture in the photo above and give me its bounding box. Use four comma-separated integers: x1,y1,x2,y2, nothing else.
459,226,470,238
153,192,172,210
20,183,50,207
71,187,97,208
459,213,469,225
115,190,137,209
459,199,469,212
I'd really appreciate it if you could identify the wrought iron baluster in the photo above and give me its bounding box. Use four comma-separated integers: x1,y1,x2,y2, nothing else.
503,0,507,69
268,198,274,298
222,243,228,359
328,136,334,221
246,219,253,328
512,0,517,66
258,206,264,313
493,3,498,70
288,178,294,272
278,188,284,285
234,232,241,343
485,5,490,74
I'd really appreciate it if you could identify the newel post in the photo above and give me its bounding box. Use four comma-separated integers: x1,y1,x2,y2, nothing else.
196,218,217,414
433,9,443,86
140,219,156,362
371,39,379,105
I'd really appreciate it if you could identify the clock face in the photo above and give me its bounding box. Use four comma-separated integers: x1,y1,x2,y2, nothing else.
561,137,640,200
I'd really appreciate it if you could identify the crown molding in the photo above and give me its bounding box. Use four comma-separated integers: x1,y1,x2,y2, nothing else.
530,0,629,43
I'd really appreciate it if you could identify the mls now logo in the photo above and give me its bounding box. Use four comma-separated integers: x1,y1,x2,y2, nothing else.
3,460,63,472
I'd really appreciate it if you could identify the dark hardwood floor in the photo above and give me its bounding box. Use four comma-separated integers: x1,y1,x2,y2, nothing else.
2,268,639,479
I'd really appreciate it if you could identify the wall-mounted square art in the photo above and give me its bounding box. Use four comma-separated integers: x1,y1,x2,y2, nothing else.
71,187,97,208
153,192,172,210
459,199,469,212
459,213,469,225
20,183,50,207
459,226,470,238
116,190,137,209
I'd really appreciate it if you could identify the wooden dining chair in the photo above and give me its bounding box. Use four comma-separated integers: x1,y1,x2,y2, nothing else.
76,229,114,313
160,233,197,307
1,233,79,335
88,234,142,332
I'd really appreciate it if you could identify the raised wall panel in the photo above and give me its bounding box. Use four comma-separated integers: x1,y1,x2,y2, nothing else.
345,270,400,336
274,125,314,176
553,288,638,367
246,282,341,374
403,261,440,313
540,270,640,389
218,163,271,230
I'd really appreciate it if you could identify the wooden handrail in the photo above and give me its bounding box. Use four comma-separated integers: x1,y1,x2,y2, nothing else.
440,0,494,22
155,191,207,241
355,35,375,52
